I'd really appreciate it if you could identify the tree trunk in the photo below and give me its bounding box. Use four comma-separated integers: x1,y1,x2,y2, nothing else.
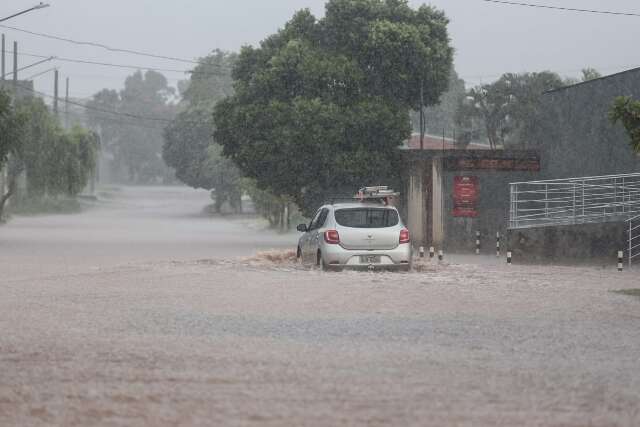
0,174,17,222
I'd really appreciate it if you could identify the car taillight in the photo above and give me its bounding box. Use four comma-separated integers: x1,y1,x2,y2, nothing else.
324,230,340,244
399,228,410,244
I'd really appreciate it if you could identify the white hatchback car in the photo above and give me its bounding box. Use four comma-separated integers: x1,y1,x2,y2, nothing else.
296,202,412,271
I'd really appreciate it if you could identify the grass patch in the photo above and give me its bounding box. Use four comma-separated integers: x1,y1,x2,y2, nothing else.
8,197,83,216
613,289,640,298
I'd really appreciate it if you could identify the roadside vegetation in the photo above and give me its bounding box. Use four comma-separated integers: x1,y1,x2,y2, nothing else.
0,90,99,222
614,289,640,299
610,96,640,153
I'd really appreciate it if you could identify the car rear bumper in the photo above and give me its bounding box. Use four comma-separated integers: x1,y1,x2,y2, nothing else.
321,243,412,269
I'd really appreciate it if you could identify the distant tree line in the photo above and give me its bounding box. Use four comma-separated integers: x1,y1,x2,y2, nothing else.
451,68,603,150
87,70,177,185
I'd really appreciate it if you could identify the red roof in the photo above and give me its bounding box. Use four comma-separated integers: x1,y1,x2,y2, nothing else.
404,134,490,150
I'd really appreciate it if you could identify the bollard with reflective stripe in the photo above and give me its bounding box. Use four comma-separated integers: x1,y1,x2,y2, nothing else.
496,232,501,257
475,231,481,255
419,246,425,258
429,246,435,259
507,251,512,265
438,249,443,261
618,251,624,272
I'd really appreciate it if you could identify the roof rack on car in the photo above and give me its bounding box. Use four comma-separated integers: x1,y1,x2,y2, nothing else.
356,186,399,200
324,187,400,206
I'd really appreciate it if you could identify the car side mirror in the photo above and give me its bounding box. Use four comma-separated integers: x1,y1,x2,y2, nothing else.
297,224,308,233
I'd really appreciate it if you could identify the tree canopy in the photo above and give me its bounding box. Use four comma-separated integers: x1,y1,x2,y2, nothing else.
0,90,26,168
87,70,176,184
214,0,453,214
0,92,100,220
162,51,244,212
457,72,566,149
610,96,640,153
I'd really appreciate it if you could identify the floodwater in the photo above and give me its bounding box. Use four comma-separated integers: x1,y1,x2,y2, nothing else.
1,186,639,426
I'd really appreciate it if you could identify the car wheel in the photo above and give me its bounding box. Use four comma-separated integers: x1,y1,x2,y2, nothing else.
296,247,302,264
317,251,336,272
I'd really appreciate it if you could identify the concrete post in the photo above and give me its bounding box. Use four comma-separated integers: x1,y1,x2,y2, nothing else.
432,156,445,247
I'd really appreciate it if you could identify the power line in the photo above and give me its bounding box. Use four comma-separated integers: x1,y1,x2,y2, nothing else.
19,83,218,130
16,82,174,123
4,56,54,77
65,110,167,132
7,50,231,76
481,0,640,17
25,66,56,80
0,23,204,64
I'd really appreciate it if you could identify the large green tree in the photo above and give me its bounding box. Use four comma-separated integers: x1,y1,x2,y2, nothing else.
17,97,100,198
610,96,640,153
214,0,453,215
0,93,98,220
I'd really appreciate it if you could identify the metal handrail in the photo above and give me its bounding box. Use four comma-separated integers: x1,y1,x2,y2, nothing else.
511,172,640,185
627,214,640,267
510,173,640,230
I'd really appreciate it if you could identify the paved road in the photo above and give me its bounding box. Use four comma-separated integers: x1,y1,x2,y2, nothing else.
1,186,639,426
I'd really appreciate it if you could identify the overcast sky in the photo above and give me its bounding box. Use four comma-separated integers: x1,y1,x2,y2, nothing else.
1,0,639,99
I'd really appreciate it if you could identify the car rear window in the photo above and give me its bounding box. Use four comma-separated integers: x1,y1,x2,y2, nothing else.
334,208,399,228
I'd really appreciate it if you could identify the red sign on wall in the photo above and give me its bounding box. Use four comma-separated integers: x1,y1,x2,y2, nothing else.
453,176,479,217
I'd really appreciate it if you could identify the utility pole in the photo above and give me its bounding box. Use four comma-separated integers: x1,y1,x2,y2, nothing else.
65,77,69,128
1,34,5,80
12,41,17,93
419,79,425,150
53,69,59,116
0,35,4,198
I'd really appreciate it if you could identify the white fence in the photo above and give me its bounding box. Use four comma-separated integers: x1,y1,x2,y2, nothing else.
628,214,640,267
509,172,640,230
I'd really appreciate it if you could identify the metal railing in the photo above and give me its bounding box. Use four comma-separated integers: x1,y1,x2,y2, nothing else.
628,214,640,267
509,172,640,229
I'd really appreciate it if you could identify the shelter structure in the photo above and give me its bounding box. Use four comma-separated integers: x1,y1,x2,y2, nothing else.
400,145,540,249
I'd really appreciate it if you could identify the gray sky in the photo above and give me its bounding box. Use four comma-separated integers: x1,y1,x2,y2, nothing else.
2,0,639,99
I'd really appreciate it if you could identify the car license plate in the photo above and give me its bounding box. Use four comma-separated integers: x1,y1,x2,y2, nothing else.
360,255,381,264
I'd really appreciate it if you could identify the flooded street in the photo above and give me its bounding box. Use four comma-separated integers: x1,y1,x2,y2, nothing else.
1,186,639,426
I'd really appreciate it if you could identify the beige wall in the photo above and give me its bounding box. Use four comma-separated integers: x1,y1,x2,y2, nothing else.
407,163,426,248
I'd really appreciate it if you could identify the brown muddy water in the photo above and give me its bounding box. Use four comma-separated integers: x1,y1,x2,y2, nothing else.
1,186,639,426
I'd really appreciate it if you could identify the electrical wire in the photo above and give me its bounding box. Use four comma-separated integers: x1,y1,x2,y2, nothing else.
0,23,204,64
25,67,57,80
65,110,168,132
6,50,231,76
3,56,55,78
481,0,640,17
15,82,174,123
